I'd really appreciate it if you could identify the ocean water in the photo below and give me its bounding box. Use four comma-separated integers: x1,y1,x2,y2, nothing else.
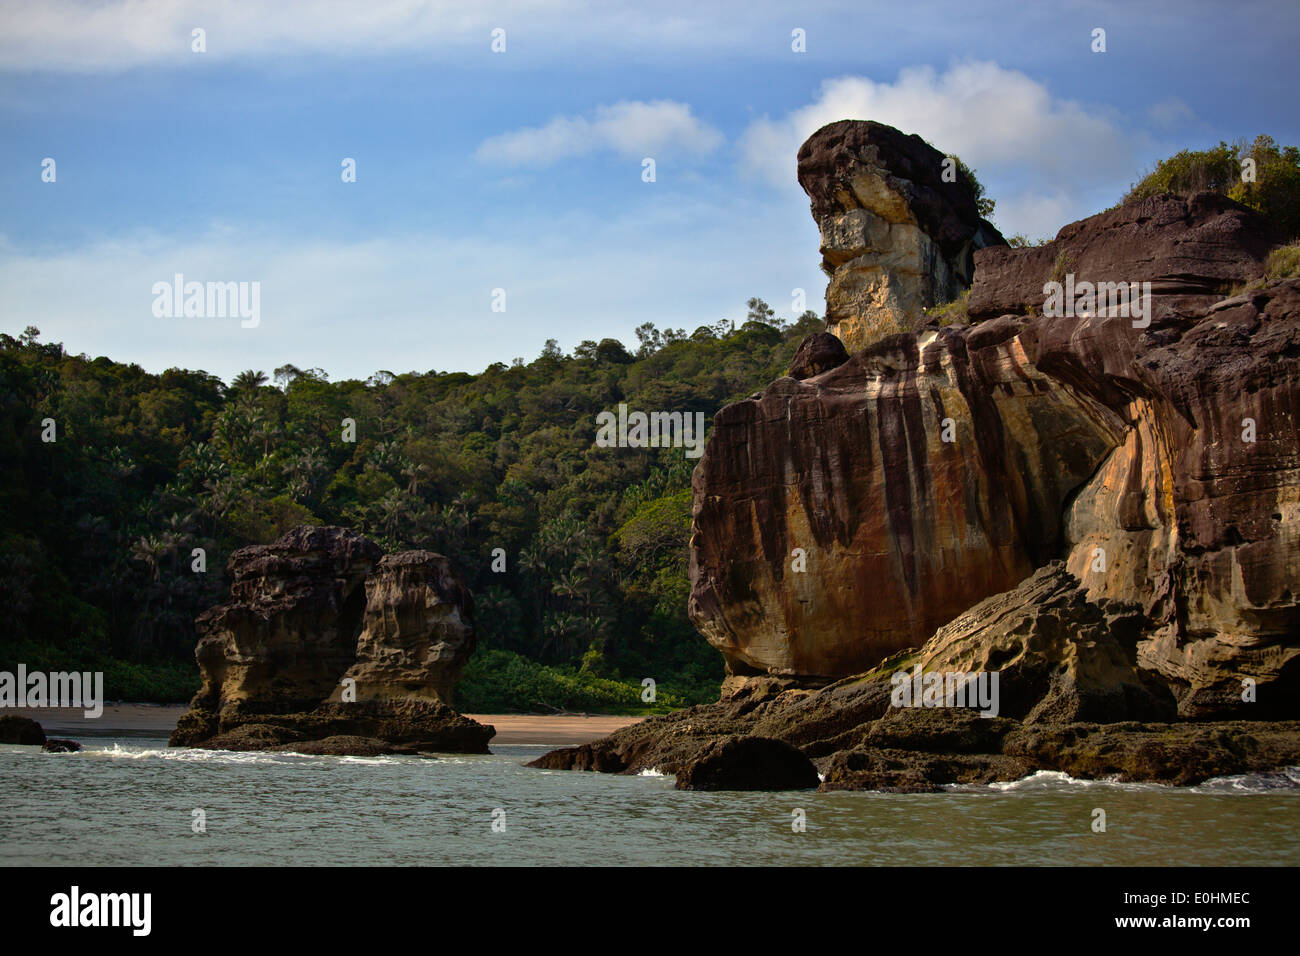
3,740,1298,866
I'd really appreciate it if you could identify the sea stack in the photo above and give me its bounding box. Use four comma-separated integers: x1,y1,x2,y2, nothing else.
169,525,493,754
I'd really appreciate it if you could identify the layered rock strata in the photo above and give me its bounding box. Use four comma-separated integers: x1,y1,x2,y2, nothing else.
536,120,1300,790
169,526,492,753
797,119,1004,351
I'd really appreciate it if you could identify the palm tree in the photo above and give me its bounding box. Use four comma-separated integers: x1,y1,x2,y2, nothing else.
231,369,268,392
130,535,168,581
400,459,431,496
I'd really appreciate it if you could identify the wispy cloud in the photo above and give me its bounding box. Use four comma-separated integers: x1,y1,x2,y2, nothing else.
476,100,723,166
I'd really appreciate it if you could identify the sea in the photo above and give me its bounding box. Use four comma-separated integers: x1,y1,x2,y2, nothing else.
3,739,1298,866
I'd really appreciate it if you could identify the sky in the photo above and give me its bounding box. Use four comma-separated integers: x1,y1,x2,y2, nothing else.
1,0,1298,384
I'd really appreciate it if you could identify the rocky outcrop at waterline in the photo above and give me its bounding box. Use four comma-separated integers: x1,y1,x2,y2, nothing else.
537,119,1300,790
529,679,1300,792
169,526,493,754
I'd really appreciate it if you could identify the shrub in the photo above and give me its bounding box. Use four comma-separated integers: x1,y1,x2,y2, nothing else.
1125,135,1300,240
925,288,971,326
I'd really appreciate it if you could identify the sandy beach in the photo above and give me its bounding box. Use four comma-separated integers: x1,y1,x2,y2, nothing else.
7,704,642,746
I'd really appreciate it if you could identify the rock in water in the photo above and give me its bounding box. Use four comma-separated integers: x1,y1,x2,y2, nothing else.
190,525,381,714
329,551,475,707
797,119,1005,352
170,526,492,753
0,715,45,745
673,736,820,791
691,122,1300,718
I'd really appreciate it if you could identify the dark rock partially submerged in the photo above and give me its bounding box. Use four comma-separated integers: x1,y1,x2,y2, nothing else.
42,738,81,753
533,680,1300,792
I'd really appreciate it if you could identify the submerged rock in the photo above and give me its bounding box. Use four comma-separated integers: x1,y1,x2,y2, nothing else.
41,738,81,753
533,680,1300,791
674,736,819,791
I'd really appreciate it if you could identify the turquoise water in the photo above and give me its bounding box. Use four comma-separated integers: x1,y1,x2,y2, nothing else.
2,740,1298,866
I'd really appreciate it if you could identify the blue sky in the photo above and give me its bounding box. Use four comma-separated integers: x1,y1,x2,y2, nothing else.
2,0,1297,383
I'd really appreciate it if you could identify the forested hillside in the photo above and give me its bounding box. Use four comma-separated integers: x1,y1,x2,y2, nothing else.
0,301,821,711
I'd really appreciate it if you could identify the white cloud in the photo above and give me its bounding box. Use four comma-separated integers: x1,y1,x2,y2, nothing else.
0,197,821,383
0,0,564,71
476,100,723,165
0,0,801,72
1147,97,1197,130
737,61,1139,239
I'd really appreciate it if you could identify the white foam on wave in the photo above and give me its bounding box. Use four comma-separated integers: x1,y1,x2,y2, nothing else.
84,743,304,765
950,770,1165,793
1191,766,1300,793
637,768,667,777
950,766,1300,795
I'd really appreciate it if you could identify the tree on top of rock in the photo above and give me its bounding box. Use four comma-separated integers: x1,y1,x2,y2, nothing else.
1125,135,1300,240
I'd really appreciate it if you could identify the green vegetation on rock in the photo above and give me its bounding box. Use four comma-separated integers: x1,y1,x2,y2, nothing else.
1124,135,1300,240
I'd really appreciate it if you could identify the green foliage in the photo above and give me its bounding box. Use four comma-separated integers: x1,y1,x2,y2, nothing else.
1049,249,1075,284
1265,241,1300,280
951,156,995,219
454,648,695,714
0,303,823,709
1124,135,1300,240
924,288,971,326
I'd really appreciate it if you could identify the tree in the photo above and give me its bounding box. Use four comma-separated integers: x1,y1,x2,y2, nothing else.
231,369,268,392
1124,135,1300,239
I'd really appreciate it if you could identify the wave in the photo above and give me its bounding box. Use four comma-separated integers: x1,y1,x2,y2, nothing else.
947,766,1300,795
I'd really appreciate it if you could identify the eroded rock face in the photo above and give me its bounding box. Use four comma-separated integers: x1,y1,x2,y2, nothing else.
536,122,1300,791
797,119,1004,352
329,551,475,707
968,192,1277,322
171,527,490,753
689,323,1122,681
1030,280,1300,717
915,563,1176,724
189,525,380,714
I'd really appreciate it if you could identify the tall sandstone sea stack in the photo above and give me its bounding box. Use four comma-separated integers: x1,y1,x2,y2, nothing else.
170,526,492,755
532,120,1300,791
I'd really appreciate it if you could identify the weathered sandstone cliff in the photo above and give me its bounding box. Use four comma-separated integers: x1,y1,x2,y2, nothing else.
798,119,1005,352
536,120,1300,791
170,526,491,754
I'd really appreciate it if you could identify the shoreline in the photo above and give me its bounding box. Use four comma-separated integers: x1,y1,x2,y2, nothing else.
6,705,644,747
